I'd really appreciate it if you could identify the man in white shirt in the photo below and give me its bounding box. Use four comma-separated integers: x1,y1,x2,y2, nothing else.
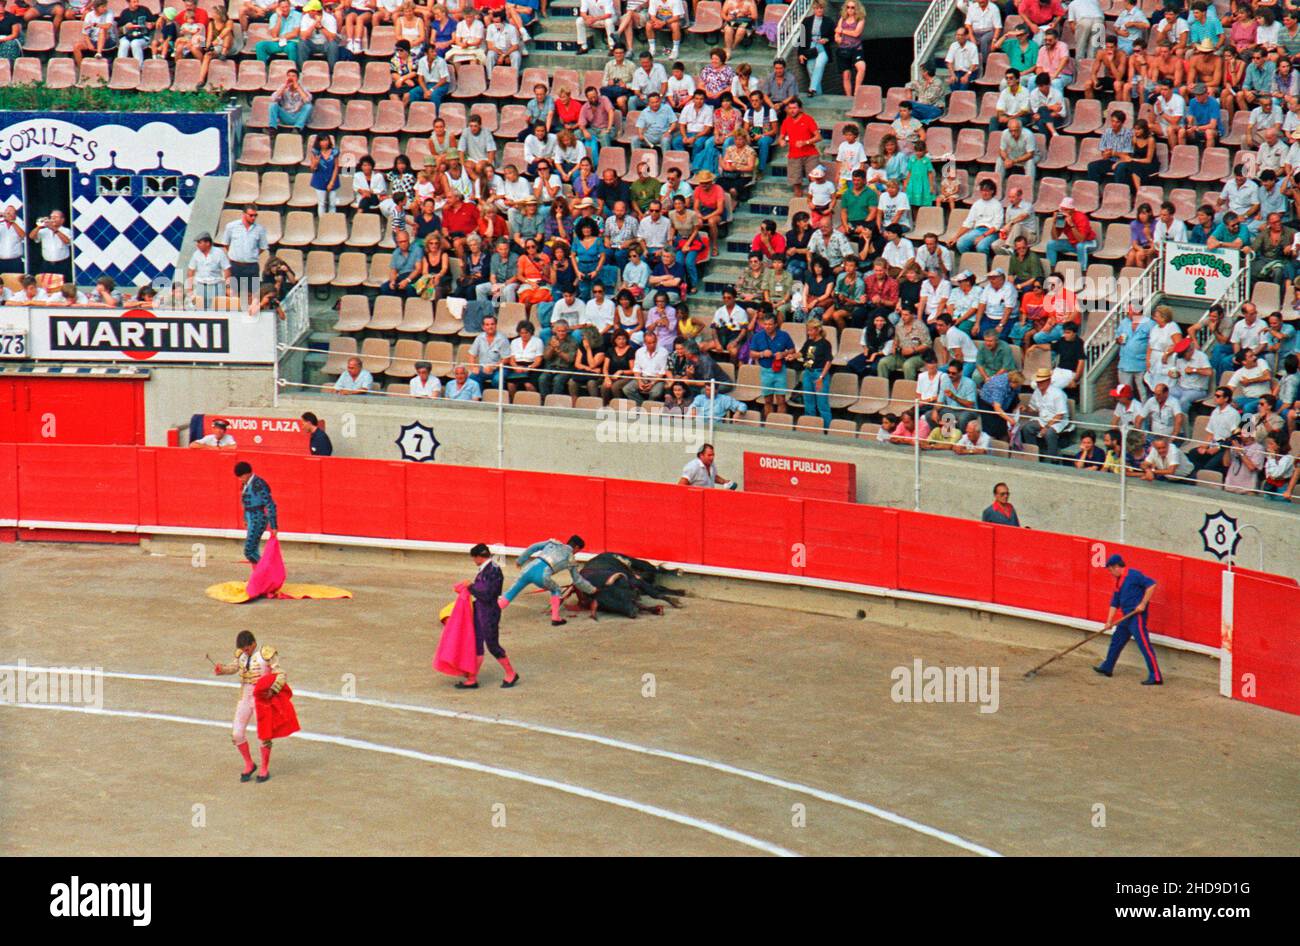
992,69,1031,131
576,0,616,54
185,232,232,309
1229,305,1267,357
1168,336,1212,415
952,418,992,455
629,51,669,109
644,0,684,60
548,287,586,335
334,357,374,394
1152,79,1186,147
416,45,453,112
1152,200,1188,243
1142,438,1193,481
991,186,1038,253
881,227,916,275
1140,383,1185,439
622,330,669,404
945,25,981,89
1023,367,1070,457
1067,0,1106,61
0,206,25,274
677,443,737,488
1228,348,1273,412
1110,382,1146,427
635,200,671,253
30,209,73,281
963,0,1003,64
671,90,716,167
919,268,952,323
953,179,1003,255
190,419,237,449
1191,386,1241,470
485,11,523,71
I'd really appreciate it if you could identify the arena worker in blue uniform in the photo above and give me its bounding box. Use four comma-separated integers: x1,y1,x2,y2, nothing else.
1094,553,1163,685
234,461,278,564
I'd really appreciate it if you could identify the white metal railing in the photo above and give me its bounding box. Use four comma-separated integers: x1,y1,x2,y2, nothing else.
278,277,310,349
1079,258,1161,412
775,0,814,61
913,0,962,83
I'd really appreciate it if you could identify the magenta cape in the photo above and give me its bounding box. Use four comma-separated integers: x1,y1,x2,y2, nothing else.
434,589,478,677
246,537,287,599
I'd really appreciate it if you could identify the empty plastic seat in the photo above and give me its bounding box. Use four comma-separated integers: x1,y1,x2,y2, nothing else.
238,133,273,167
334,252,369,289
205,58,236,90
300,60,332,93
346,213,382,248
1092,222,1132,260
308,98,343,131
329,60,362,95
305,250,336,286
1158,144,1199,180
77,57,110,86
398,298,434,333
335,295,371,332
1067,136,1102,173
451,62,486,98
360,61,391,94
1038,134,1075,171
269,133,305,167
359,338,391,375
485,65,519,99
848,376,890,415
388,339,423,377
688,0,723,36
939,91,977,125
280,211,316,247
227,171,260,205
257,171,292,205
1064,99,1102,135
136,58,171,92
108,58,141,90
235,59,267,92
1093,183,1134,221
368,296,404,331
1189,147,1231,183
22,20,55,53
314,212,348,247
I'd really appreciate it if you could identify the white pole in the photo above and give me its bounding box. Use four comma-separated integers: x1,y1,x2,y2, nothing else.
1219,566,1235,699
273,343,281,409
496,363,505,469
1118,421,1129,543
708,378,715,446
912,398,921,511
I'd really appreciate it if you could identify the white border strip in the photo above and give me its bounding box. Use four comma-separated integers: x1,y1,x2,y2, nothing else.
0,665,1004,857
1,701,799,857
10,520,1224,660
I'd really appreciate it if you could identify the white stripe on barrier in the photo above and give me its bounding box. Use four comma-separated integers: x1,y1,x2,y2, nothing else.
0,700,799,857
0,664,1004,857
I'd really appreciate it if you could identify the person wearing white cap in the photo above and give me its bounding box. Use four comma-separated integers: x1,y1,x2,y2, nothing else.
1023,366,1070,459
1044,196,1097,270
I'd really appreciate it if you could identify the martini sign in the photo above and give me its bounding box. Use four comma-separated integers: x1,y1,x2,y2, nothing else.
1162,241,1241,300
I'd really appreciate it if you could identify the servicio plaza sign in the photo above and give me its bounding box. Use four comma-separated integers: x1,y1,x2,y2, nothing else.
1162,242,1241,300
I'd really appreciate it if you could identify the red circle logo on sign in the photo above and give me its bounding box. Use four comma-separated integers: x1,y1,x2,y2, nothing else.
119,307,157,360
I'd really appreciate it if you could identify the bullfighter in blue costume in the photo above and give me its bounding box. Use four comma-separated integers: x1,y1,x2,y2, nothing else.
498,534,597,626
234,461,277,564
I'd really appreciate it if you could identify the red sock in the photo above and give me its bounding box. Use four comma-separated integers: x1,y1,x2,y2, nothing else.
550,595,564,621
498,656,516,681
259,744,271,777
237,741,254,772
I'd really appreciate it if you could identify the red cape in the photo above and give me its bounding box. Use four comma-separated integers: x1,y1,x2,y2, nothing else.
433,588,478,677
253,673,301,740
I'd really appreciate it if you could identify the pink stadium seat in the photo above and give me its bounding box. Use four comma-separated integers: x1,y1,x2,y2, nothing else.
308,98,343,131
55,20,81,53
1067,136,1101,173
1037,134,1076,171
373,98,409,134
77,57,110,87
339,99,374,132
451,63,487,98
22,21,55,53
519,67,549,94
12,57,43,85
328,61,362,95
365,25,396,58
264,59,296,92
234,59,268,92
1189,147,1231,183
1069,180,1100,215
105,57,140,91
138,58,171,92
470,102,499,133
300,60,331,93
205,59,236,91
485,65,519,99
495,104,530,139
1093,183,1134,221
1032,177,1068,214
953,128,985,163
688,1,724,36
552,68,581,96
404,101,439,136
360,61,392,95
848,85,883,119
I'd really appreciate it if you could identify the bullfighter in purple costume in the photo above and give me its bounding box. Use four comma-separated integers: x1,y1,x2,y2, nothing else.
454,543,521,690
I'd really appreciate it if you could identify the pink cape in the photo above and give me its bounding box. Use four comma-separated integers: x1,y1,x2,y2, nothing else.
245,536,287,599
433,588,478,677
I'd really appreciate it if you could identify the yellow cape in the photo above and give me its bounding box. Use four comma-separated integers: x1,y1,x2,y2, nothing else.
206,581,354,604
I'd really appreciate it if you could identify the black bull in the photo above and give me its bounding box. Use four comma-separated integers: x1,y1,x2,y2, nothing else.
573,553,687,618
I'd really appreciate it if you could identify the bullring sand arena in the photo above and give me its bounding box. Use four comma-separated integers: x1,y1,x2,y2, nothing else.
3,539,1297,857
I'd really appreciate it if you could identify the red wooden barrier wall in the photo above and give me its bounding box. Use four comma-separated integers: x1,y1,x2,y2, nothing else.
2,445,1297,714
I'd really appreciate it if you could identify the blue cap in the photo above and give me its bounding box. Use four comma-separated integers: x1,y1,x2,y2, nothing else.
1105,554,1125,568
